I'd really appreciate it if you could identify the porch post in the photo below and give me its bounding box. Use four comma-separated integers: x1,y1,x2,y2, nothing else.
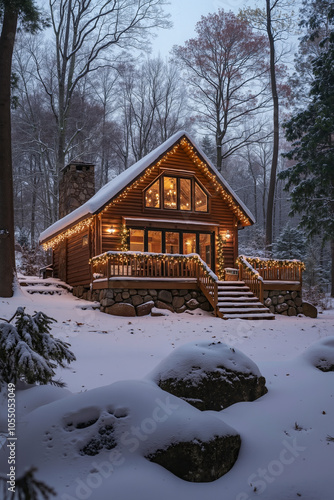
107,254,110,288
238,262,243,281
214,281,218,316
259,279,264,304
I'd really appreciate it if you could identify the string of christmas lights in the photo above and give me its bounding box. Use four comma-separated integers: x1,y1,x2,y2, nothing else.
120,225,129,251
216,233,225,280
180,139,252,226
100,144,181,215
90,250,218,282
236,256,262,279
42,217,94,250
42,136,252,250
237,256,306,271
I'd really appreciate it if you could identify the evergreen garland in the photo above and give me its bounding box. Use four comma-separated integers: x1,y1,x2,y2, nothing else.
120,225,130,251
216,233,225,280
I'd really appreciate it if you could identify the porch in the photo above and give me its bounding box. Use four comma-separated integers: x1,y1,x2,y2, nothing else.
89,252,304,319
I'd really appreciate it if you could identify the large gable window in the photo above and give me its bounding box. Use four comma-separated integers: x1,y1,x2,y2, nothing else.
145,175,208,212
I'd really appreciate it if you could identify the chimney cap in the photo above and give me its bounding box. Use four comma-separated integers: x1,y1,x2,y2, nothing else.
62,161,95,173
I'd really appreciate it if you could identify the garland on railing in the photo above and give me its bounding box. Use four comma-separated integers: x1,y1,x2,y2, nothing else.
236,255,263,280
120,224,129,251
90,251,219,282
237,255,306,271
216,233,225,280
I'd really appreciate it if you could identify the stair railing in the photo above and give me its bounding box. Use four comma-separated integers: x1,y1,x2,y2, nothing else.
237,255,264,303
195,257,219,315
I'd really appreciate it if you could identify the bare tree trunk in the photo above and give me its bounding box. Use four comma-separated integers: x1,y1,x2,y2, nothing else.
30,155,39,246
0,9,17,297
265,0,279,254
331,239,334,297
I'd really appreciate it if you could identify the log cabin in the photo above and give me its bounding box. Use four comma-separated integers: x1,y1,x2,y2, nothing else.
39,131,304,319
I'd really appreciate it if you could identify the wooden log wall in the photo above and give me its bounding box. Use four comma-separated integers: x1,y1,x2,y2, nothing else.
66,229,91,286
53,141,244,286
101,143,238,270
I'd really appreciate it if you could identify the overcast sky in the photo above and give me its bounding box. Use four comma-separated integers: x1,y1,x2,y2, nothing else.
151,0,256,57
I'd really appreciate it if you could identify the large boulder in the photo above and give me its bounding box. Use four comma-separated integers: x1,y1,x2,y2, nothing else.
7,380,241,484
148,341,268,411
303,337,334,372
302,302,318,318
105,302,136,317
146,432,241,482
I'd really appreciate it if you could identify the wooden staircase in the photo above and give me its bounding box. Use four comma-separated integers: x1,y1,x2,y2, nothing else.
214,281,275,320
18,276,73,295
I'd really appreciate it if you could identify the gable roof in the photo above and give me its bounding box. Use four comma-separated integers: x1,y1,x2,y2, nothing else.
39,131,255,244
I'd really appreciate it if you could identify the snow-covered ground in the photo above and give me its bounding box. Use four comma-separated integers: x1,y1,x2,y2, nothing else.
0,283,333,500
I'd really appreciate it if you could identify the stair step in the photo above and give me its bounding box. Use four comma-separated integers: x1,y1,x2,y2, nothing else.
216,281,246,286
218,296,259,302
219,307,270,314
19,277,72,295
218,291,254,296
218,302,264,308
217,286,250,291
26,288,63,295
222,313,275,320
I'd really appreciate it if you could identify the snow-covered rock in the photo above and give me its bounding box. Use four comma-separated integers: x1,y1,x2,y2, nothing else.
2,379,241,486
148,341,268,410
302,336,334,372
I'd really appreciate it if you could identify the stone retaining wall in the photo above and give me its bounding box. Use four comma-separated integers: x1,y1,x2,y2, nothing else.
72,286,212,317
263,289,316,317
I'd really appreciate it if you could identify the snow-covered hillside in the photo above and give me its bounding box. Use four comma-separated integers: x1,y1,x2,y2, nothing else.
0,282,333,500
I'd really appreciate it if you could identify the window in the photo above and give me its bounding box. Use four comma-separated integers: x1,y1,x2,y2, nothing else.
183,233,197,254
129,229,144,251
148,230,162,253
180,178,191,211
145,179,160,208
128,227,214,267
195,182,208,212
199,233,212,267
145,175,208,212
165,232,180,254
82,235,88,247
164,176,177,209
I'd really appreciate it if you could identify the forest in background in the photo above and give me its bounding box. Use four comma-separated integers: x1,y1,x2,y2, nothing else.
3,0,333,302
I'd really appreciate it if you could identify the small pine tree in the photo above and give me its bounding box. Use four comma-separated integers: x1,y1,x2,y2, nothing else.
0,308,76,387
1,467,56,500
273,223,307,261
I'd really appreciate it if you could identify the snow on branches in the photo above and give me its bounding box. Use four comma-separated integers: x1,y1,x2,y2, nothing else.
0,307,76,388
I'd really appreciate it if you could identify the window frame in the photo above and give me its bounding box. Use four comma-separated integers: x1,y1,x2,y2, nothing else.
128,226,215,269
144,173,209,213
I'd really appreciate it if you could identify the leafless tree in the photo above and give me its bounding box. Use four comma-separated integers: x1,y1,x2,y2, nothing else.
118,57,190,165
27,0,171,222
240,0,296,251
173,9,272,173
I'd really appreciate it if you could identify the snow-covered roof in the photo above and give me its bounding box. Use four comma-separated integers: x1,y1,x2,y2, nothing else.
39,130,255,243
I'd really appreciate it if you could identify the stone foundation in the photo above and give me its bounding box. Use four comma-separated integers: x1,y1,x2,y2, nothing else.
72,286,212,317
263,289,311,317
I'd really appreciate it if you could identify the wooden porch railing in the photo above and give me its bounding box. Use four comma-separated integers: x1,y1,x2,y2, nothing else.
237,255,304,303
90,251,220,315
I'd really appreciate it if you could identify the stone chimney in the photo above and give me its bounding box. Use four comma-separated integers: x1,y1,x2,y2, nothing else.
59,162,95,219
